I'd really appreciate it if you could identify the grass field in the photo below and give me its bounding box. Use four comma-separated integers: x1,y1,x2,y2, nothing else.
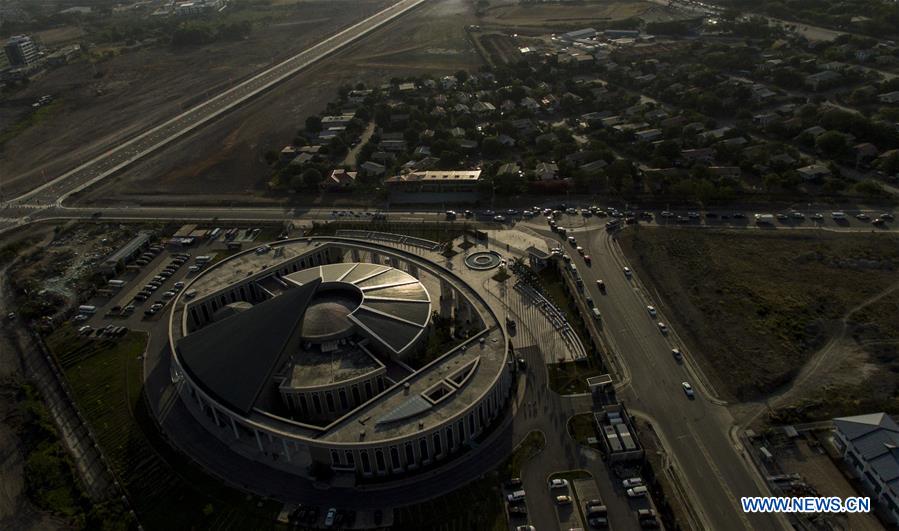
567,413,596,446
772,289,899,422
619,228,899,402
47,326,283,530
393,430,545,531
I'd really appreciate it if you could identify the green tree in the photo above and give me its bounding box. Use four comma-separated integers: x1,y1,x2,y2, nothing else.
305,115,322,134
302,168,323,189
815,131,848,159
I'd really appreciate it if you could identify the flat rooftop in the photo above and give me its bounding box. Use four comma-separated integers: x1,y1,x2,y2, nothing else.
284,345,382,389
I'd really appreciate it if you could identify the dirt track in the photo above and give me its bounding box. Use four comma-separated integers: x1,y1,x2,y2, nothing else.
0,0,393,199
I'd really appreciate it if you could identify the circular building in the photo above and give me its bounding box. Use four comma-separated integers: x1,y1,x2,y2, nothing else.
168,238,513,481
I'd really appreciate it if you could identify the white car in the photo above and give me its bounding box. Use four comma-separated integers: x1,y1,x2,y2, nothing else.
555,495,572,505
647,305,656,317
549,478,569,489
811,213,824,220
515,526,536,531
682,381,695,398
657,322,668,333
568,236,576,244
627,486,648,497
494,215,507,222
622,477,643,488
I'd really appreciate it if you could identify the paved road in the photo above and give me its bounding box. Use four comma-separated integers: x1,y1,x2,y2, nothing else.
4,0,426,207
532,219,788,531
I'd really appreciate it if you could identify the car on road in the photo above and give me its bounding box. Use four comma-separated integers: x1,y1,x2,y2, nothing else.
626,486,648,497
811,213,824,220
493,215,506,222
515,526,536,531
622,477,643,488
555,495,572,505
646,305,656,317
856,213,870,221
682,381,695,398
791,212,805,219
623,267,631,277
576,246,584,255
882,213,894,220
657,322,667,333
324,507,337,528
584,255,591,265
596,279,605,291
672,348,683,360
549,478,569,489
568,236,576,245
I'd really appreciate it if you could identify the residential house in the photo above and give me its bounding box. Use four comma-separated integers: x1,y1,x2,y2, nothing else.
359,161,386,177
535,162,559,181
796,163,831,181
323,169,357,191
680,148,716,165
634,128,663,142
497,162,521,177
805,70,842,91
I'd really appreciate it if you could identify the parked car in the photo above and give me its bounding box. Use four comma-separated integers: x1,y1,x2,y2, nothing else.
627,486,648,497
555,495,572,505
508,505,527,516
323,507,337,528
622,477,643,488
507,490,526,503
549,478,569,489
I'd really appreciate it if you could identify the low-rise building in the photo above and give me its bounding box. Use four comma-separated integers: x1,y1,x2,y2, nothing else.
384,170,481,194
796,163,831,181
832,413,899,523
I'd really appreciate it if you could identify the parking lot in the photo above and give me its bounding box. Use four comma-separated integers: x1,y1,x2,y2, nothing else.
69,225,267,336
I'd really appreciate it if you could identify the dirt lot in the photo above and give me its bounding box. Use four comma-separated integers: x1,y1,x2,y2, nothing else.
619,228,899,403
72,0,481,206
773,436,883,531
477,0,654,31
0,0,393,199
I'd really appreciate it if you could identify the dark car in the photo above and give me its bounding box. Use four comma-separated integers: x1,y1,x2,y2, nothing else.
509,505,527,516
505,477,523,489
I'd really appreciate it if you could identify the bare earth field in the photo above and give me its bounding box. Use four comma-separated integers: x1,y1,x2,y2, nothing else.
0,0,393,199
75,0,482,206
478,0,655,31
618,228,899,405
